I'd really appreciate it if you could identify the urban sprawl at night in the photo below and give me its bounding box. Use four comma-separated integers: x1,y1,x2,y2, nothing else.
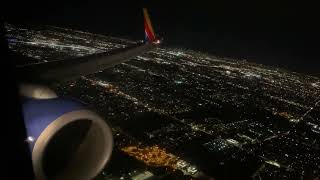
6,23,320,180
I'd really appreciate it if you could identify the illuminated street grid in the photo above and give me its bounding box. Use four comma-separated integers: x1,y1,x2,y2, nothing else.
6,23,320,179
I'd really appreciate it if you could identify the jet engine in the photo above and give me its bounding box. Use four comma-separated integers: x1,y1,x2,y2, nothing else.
20,84,113,180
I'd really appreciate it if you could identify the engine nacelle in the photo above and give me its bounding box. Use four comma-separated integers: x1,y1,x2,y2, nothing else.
21,85,113,180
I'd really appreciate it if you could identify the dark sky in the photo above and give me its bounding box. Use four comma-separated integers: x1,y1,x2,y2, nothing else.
1,0,319,75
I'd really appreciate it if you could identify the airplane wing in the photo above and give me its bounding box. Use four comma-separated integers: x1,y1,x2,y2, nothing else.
17,42,158,83
11,8,161,180
17,8,160,84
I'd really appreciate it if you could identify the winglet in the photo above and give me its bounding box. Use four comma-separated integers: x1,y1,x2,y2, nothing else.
143,8,160,44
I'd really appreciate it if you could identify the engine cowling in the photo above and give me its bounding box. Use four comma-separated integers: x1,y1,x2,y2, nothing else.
21,85,113,180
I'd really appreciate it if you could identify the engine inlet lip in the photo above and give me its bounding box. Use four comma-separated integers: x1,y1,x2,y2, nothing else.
31,109,113,180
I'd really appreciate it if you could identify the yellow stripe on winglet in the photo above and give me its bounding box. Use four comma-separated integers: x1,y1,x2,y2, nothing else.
143,8,155,37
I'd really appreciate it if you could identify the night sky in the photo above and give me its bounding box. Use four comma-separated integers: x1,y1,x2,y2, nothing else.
2,0,319,75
